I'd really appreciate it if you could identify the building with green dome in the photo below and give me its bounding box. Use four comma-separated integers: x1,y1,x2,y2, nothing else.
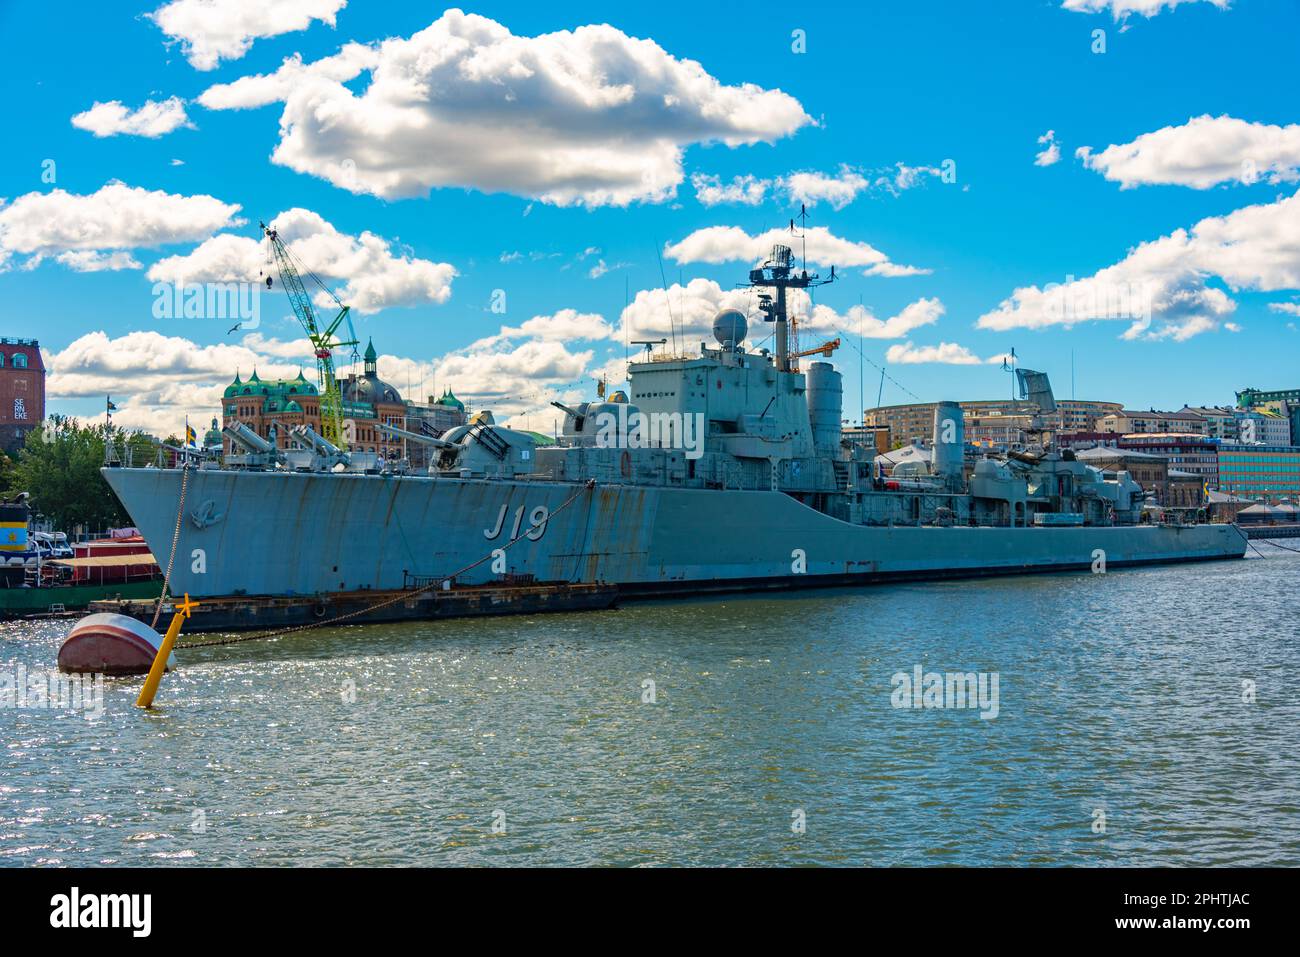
220,338,468,463
220,368,321,453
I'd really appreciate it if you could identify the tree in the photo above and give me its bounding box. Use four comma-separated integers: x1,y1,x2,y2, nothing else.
5,418,158,531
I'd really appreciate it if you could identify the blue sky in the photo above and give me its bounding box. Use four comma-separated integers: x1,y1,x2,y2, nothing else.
1,0,1298,434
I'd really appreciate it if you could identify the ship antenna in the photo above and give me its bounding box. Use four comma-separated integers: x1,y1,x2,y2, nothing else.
858,293,865,426
797,203,809,274
656,242,679,356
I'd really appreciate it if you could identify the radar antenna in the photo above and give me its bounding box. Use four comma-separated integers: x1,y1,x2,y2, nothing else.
743,212,835,373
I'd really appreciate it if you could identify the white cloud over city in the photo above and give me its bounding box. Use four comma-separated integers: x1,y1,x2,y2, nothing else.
147,208,457,314
977,189,1300,341
197,9,811,207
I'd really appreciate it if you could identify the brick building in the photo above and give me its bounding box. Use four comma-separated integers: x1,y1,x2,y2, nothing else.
221,369,322,453
1116,433,1219,487
1096,408,1207,436
0,338,46,453
219,338,467,463
865,398,1121,449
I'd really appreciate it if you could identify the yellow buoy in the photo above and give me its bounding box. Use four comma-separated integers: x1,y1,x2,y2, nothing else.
136,594,199,709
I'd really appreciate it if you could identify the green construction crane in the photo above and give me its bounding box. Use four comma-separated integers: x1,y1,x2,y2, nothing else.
261,221,358,449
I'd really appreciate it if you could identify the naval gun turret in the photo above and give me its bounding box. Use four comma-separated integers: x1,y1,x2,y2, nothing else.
434,412,540,478
286,424,349,471
222,420,281,469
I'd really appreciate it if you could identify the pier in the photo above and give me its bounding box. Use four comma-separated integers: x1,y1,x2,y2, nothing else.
86,580,619,634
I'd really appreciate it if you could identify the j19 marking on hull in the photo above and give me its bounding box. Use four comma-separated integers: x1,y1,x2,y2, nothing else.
483,504,550,542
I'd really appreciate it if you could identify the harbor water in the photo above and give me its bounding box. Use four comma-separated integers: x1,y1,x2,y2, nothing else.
2,544,1297,867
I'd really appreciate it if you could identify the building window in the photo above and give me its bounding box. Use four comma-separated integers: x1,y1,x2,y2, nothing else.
12,354,27,368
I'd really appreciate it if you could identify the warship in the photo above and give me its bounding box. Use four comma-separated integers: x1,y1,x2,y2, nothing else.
102,244,1245,614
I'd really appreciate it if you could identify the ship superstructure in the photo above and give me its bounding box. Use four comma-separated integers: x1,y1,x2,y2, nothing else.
103,245,1245,604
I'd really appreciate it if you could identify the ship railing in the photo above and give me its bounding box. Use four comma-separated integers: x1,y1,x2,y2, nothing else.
632,352,695,364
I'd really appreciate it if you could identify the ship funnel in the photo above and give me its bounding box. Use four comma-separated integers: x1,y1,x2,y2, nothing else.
932,401,965,491
806,362,843,454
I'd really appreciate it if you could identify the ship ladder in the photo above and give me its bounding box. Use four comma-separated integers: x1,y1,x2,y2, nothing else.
472,424,510,460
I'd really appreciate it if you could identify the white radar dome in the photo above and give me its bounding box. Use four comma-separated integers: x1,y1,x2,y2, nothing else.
712,309,748,347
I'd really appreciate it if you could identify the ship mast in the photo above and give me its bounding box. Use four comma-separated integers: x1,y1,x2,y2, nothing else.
746,210,834,372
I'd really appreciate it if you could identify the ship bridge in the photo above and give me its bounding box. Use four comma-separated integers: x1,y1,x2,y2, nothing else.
626,347,815,456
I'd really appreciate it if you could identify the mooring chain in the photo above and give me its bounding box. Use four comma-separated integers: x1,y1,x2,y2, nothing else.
176,480,599,649
1258,537,1300,553
149,463,191,629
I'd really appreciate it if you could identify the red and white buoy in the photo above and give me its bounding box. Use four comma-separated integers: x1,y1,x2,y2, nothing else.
58,613,177,676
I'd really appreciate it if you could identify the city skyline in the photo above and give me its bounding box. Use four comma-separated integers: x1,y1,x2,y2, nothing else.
2,1,1298,436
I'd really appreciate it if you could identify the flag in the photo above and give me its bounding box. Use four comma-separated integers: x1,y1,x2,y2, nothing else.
106,397,117,412
185,419,197,447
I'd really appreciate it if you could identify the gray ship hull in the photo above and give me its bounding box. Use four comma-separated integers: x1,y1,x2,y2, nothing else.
103,467,1247,600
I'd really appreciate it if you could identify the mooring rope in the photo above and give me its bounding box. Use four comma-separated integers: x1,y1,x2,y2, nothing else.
149,463,191,629
175,479,599,649
1225,522,1299,558
1257,537,1300,553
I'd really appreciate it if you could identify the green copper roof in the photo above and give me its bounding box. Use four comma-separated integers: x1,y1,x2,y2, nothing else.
435,388,465,410
364,338,377,362
224,368,319,399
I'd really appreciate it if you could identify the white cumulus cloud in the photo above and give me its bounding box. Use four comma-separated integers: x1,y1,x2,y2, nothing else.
55,250,143,272
1060,0,1230,18
977,189,1300,341
782,166,871,209
1077,114,1300,189
664,225,929,277
691,163,938,209
1035,130,1061,167
197,9,810,207
197,43,380,110
848,297,946,339
71,97,193,138
147,208,456,315
0,182,242,270
690,174,770,207
885,342,999,365
491,309,613,344
45,329,314,434
148,0,348,71
613,277,939,348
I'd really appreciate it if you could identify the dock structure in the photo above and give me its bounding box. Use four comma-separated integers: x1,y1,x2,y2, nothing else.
88,580,619,634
